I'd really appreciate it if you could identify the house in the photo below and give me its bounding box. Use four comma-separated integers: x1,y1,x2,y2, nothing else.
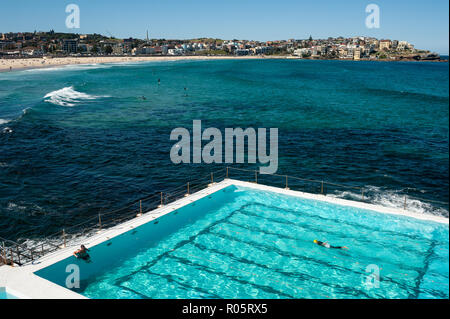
379,40,391,50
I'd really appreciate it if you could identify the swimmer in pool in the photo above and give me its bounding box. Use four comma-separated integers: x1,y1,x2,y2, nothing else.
73,245,91,261
314,240,348,250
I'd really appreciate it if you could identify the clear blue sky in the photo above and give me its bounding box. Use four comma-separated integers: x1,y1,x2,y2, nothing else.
1,0,448,53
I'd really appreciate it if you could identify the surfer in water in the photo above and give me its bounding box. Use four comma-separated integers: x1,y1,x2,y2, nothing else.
73,245,91,261
314,240,348,250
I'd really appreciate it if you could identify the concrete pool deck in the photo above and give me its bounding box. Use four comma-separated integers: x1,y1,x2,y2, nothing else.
0,179,448,299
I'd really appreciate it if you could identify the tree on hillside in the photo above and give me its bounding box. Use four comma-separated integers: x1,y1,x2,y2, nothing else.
105,45,113,55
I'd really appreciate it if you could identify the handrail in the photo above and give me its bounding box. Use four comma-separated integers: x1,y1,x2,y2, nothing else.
1,166,448,267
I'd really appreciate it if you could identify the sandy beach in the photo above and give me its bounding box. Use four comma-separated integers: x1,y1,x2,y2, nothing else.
0,55,284,72
1,55,443,72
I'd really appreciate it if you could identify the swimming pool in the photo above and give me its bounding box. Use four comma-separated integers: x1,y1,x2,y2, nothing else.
35,184,449,299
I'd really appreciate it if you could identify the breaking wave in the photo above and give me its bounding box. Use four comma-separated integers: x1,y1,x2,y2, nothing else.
1,119,13,133
2,127,13,134
329,185,449,217
25,63,111,73
44,86,109,107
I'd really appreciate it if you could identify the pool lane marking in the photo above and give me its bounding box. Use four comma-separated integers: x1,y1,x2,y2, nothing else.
137,268,222,299
218,223,424,285
188,240,376,299
240,202,429,252
233,209,426,275
224,216,421,278
111,202,252,286
242,202,435,248
167,254,298,299
207,227,378,298
212,225,421,295
235,208,426,255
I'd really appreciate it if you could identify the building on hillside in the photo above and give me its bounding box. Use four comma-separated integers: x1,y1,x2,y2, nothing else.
62,39,78,53
235,49,250,56
379,40,391,50
293,48,311,57
397,41,413,51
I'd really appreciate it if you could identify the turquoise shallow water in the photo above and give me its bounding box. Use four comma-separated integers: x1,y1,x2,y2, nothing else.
36,186,449,299
0,289,18,299
0,59,448,241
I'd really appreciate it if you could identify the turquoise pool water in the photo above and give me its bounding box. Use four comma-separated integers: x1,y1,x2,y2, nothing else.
0,288,18,299
35,185,449,299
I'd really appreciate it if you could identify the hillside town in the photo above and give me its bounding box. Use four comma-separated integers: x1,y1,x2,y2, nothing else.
0,31,443,61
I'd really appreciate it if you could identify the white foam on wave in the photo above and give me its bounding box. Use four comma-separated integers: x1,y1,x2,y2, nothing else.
7,202,27,211
44,86,109,107
1,107,31,126
107,60,178,67
1,118,13,133
25,63,111,73
329,185,449,217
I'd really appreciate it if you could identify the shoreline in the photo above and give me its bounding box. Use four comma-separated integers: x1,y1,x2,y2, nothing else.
1,55,447,73
0,55,278,73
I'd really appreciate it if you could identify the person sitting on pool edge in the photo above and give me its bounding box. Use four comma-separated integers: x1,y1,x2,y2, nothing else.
314,239,348,250
73,245,91,261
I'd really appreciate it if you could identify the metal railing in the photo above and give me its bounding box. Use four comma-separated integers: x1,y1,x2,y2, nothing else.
0,169,228,266
226,167,449,210
1,167,448,267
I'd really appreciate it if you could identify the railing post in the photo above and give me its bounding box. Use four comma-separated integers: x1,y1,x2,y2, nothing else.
9,248,13,266
226,167,229,178
16,245,20,265
1,242,5,264
211,172,214,184
187,183,190,195
98,213,102,230
138,200,142,216
62,229,66,248
321,181,324,194
255,170,258,184
404,195,407,210
285,175,289,190
361,189,364,201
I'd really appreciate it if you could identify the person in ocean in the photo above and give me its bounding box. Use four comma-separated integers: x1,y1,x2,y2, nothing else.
314,240,348,250
73,245,91,261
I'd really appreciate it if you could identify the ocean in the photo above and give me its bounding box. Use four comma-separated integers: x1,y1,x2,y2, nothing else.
0,59,448,241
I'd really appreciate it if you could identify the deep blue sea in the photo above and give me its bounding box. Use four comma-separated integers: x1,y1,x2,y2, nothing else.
0,59,448,241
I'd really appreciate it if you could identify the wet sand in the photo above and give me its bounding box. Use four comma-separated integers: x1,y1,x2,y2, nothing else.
0,55,289,72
